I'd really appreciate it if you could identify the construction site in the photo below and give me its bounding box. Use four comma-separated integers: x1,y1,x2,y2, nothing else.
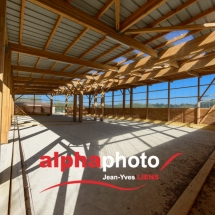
1,0,215,214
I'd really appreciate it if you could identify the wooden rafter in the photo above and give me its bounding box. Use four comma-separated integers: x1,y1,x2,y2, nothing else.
144,5,215,45
62,64,72,72
150,0,198,27
29,0,158,57
119,0,167,32
44,15,63,50
94,44,121,61
63,27,88,55
115,0,120,31
19,0,25,44
10,43,117,71
124,23,215,34
34,15,63,69
79,37,106,58
95,0,114,19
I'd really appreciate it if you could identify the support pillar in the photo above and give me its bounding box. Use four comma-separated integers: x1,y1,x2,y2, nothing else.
100,89,104,121
112,91,114,116
50,94,53,115
0,0,7,143
1,49,11,143
79,91,83,122
130,87,133,117
73,94,77,121
123,89,125,116
167,81,171,121
89,94,91,114
94,92,97,120
197,76,201,124
33,94,35,114
65,94,68,115
146,85,149,119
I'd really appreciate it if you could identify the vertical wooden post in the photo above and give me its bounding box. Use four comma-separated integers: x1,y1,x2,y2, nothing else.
50,94,53,115
112,91,114,116
197,76,201,124
65,94,68,115
123,89,125,116
168,81,171,121
1,49,11,143
0,0,7,144
100,88,105,121
89,94,91,114
146,85,149,119
73,94,77,121
79,91,83,122
94,92,97,120
130,87,133,117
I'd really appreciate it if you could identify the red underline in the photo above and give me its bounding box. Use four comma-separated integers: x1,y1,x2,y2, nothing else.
40,180,145,192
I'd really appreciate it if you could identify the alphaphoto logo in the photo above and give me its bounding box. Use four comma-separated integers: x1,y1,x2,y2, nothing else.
39,151,182,192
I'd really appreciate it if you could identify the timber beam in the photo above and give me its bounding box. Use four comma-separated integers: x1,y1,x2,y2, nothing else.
10,43,117,72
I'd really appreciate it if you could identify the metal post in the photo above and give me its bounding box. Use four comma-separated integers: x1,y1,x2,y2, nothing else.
65,94,68,115
79,91,83,122
197,76,201,124
130,87,133,117
73,94,77,121
50,94,53,115
94,92,97,120
123,89,125,116
100,89,105,121
146,85,149,119
168,81,170,121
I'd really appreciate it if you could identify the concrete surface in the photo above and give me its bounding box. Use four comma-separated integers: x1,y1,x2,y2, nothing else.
189,165,215,215
14,115,215,215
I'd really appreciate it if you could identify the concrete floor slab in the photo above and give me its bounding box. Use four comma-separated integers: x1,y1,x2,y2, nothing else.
15,115,215,215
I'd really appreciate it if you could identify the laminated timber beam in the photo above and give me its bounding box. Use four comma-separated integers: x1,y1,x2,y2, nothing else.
115,0,120,31
13,77,72,85
10,43,117,72
28,0,158,58
19,0,25,44
83,31,215,86
124,23,215,34
11,65,91,79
